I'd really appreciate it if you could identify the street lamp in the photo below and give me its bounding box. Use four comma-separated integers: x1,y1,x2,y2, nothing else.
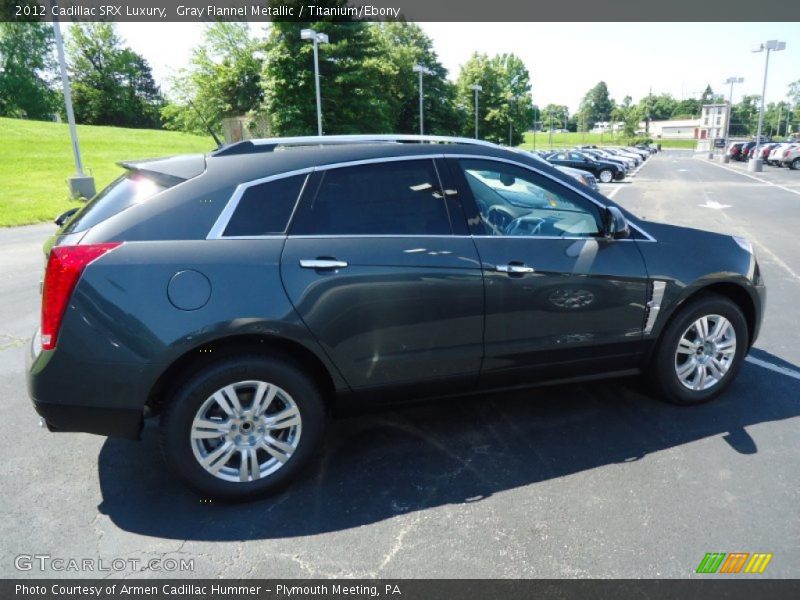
723,77,743,153
750,40,786,172
507,95,520,146
412,64,433,136
470,84,482,139
301,28,329,136
51,9,95,199
532,104,538,150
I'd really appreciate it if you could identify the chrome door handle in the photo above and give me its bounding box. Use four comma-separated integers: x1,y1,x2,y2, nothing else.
496,264,535,274
299,259,348,270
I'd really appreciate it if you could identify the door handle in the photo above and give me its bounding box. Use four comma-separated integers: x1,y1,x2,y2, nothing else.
299,259,348,270
496,264,535,274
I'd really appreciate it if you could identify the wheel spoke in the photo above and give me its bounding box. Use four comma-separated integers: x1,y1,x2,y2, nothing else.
716,338,736,354
708,317,729,342
693,363,707,390
695,316,709,340
677,338,697,355
239,448,260,482
265,406,300,430
260,438,291,463
213,385,244,417
200,441,236,474
251,382,277,417
191,418,229,440
676,358,696,379
708,358,724,381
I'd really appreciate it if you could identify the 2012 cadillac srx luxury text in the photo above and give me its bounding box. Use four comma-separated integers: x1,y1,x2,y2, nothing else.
27,135,766,500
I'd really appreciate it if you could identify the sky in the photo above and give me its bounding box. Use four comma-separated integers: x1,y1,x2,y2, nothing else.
108,22,800,113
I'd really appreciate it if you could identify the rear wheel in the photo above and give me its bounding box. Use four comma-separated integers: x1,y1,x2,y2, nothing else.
160,355,325,500
791,158,799,170
599,169,613,183
649,294,747,405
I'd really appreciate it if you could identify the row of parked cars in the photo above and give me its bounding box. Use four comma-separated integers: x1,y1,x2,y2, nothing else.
525,144,656,186
726,140,800,169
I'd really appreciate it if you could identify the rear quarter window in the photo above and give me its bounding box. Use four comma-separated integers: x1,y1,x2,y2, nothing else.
222,174,307,237
63,173,169,234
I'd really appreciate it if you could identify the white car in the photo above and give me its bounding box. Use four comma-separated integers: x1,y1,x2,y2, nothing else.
767,143,790,167
779,144,800,170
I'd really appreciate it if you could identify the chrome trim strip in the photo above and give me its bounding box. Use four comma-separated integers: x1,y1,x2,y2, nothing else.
207,152,658,243
206,168,314,240
644,280,667,334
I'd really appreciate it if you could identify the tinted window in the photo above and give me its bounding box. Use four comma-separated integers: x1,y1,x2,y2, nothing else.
63,173,169,234
290,160,451,235
459,159,601,238
223,174,306,236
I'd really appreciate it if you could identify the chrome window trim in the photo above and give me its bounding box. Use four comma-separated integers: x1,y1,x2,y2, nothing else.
246,134,502,150
206,168,314,240
207,152,657,243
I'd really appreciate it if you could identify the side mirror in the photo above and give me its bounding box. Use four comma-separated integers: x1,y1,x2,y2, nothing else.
604,206,630,240
54,208,79,227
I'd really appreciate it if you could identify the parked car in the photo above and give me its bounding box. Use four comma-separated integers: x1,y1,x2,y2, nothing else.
555,165,599,190
739,141,758,161
780,144,800,169
580,149,631,173
767,143,790,166
601,148,642,167
546,150,625,182
29,134,765,500
726,142,744,160
753,143,778,161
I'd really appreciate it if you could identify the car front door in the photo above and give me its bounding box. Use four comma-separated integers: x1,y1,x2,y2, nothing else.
445,157,649,388
280,157,484,402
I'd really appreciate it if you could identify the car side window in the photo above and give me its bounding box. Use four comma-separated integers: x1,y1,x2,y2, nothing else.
223,174,306,236
458,159,602,238
290,159,451,236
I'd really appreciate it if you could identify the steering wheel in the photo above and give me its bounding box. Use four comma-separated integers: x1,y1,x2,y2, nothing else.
505,216,546,236
485,205,515,232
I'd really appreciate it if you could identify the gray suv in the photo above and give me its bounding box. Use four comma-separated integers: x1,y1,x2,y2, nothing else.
28,135,766,500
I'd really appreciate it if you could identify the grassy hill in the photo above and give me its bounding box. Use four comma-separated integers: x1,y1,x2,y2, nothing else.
0,118,213,227
519,131,698,151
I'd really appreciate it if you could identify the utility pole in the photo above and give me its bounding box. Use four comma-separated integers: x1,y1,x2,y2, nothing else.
51,6,95,199
750,40,786,172
413,64,433,136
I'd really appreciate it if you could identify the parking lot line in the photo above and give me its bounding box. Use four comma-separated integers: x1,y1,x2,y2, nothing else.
745,356,800,382
699,158,800,198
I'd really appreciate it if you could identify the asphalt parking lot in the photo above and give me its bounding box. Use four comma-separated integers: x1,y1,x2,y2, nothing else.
1,150,799,579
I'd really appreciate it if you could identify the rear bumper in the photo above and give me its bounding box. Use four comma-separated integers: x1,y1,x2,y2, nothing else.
32,399,142,439
27,331,145,440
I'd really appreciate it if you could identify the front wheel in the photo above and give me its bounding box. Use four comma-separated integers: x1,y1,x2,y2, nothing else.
791,158,800,170
598,169,613,183
159,355,325,500
649,294,748,405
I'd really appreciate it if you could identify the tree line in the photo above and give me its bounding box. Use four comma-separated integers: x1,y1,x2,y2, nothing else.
1,16,798,144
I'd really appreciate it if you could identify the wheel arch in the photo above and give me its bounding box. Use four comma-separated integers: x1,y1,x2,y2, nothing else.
146,334,340,416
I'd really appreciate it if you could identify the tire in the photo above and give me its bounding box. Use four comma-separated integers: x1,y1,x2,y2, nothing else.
159,354,325,501
598,169,613,183
791,158,800,171
649,294,748,406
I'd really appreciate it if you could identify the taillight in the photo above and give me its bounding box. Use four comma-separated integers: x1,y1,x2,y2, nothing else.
41,243,121,350
785,149,790,158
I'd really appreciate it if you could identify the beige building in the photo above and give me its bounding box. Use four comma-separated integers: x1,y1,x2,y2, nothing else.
637,104,730,140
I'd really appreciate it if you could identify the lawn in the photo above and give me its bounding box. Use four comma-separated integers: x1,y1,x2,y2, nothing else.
0,117,213,227
518,131,698,151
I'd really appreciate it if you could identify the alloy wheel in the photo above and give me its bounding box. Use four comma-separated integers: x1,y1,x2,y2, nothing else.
674,314,737,391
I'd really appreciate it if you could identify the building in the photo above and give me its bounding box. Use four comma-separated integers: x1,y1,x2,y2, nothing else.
700,103,730,141
636,105,730,140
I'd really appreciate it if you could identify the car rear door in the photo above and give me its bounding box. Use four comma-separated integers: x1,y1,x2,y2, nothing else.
280,156,484,400
445,156,649,388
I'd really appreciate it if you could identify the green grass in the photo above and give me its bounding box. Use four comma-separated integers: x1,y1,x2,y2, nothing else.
518,131,698,151
0,117,213,227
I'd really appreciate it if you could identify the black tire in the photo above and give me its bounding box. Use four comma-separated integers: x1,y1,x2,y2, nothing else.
159,354,325,501
791,158,799,171
649,294,748,406
598,169,613,183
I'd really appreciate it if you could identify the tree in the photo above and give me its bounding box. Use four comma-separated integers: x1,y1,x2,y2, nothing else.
788,80,800,135
162,23,263,135
729,95,760,136
369,22,459,135
261,0,392,135
636,93,677,122
0,22,57,119
68,23,163,128
578,81,614,129
455,52,533,144
541,104,568,131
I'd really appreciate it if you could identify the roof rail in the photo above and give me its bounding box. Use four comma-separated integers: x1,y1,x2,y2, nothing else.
211,134,503,156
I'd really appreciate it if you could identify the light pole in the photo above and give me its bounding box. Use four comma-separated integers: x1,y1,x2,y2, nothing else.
532,104,538,150
301,28,329,136
506,95,520,146
718,76,743,162
51,9,95,199
413,64,433,136
750,40,786,172
470,84,482,139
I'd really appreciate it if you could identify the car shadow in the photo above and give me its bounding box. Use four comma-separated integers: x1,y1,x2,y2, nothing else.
96,348,800,541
